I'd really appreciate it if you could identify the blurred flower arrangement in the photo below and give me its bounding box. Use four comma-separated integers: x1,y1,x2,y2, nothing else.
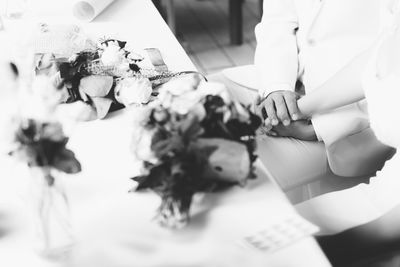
131,74,262,228
2,58,81,256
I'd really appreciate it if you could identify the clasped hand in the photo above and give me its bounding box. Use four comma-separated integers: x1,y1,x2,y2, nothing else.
254,90,317,141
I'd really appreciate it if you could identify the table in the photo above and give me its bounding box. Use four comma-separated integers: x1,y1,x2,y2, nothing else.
152,0,257,45
0,1,331,266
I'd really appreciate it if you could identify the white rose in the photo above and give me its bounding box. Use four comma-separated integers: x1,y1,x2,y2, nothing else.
100,44,125,66
115,77,153,106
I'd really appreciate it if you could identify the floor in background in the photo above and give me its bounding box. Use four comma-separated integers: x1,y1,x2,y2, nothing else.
173,0,260,75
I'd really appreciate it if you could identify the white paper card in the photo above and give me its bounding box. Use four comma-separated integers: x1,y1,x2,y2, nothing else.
72,0,115,22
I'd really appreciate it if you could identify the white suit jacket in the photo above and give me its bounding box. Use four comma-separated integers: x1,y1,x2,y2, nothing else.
297,6,400,234
251,0,395,176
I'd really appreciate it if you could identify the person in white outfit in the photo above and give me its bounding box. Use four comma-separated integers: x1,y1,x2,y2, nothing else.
294,1,400,264
213,0,395,192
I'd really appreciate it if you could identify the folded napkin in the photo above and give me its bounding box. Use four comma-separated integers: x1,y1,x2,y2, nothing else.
72,0,115,22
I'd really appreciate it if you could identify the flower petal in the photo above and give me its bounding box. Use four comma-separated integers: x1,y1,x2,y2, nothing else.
79,75,114,97
91,97,113,119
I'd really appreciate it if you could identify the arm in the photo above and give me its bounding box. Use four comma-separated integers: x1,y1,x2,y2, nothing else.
254,0,299,98
259,47,372,141
254,0,301,129
297,50,371,118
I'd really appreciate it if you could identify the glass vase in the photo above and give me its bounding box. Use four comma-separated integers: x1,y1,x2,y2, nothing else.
29,167,74,260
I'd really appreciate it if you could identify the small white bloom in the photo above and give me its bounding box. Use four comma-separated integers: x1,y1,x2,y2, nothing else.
233,100,250,122
100,43,125,66
115,77,153,106
189,103,207,121
168,91,203,115
159,74,202,96
196,81,231,104
132,128,158,164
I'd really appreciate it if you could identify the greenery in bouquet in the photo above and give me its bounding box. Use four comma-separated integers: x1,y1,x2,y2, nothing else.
8,119,81,186
131,74,262,228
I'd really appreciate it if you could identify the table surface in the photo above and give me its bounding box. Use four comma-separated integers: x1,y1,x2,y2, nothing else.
0,1,331,266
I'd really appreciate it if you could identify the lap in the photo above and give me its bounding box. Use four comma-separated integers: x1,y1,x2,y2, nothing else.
208,72,330,191
257,136,329,191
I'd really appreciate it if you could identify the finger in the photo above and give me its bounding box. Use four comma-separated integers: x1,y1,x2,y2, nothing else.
264,98,279,126
263,118,274,130
273,95,290,126
283,93,300,120
255,99,268,120
272,124,290,137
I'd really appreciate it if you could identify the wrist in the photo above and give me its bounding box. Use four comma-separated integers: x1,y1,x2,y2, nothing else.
300,121,317,141
297,96,314,119
259,83,293,99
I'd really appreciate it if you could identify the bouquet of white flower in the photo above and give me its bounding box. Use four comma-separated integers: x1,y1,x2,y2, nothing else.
34,34,201,120
131,74,262,229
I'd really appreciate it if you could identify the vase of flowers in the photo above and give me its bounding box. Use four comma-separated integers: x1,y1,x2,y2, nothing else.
3,56,82,257
9,117,81,258
131,73,262,229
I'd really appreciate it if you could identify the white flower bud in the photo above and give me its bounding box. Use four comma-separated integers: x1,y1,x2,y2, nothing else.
115,77,153,106
100,44,125,66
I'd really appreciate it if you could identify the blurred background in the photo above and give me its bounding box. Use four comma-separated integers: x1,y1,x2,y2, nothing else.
153,0,262,75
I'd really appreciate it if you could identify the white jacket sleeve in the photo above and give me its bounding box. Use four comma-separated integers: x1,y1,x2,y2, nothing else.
254,0,299,98
308,50,372,146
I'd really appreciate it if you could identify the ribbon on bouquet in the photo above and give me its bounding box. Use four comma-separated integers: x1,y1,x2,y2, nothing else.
144,48,207,86
85,47,206,86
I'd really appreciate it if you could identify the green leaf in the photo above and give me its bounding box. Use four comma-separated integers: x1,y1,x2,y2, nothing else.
91,97,113,119
79,75,114,97
51,148,81,174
